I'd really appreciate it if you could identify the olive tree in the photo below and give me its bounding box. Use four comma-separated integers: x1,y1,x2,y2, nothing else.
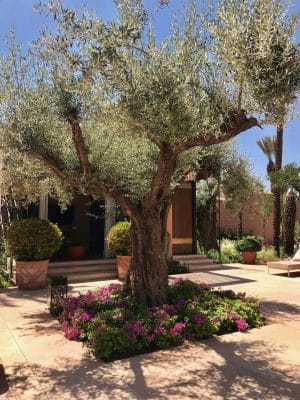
0,0,279,306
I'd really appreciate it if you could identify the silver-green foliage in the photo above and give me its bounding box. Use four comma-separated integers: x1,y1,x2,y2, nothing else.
0,0,298,206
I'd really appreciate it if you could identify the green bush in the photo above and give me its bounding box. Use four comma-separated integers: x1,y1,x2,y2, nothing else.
57,280,265,362
106,221,131,256
167,260,189,275
207,249,220,263
207,240,242,264
0,273,9,288
6,218,63,261
221,239,242,262
256,246,280,264
235,236,262,253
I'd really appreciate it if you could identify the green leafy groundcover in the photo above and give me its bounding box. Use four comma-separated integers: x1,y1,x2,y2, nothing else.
54,279,265,362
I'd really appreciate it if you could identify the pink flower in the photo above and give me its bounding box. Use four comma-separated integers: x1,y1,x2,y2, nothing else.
61,320,68,332
80,311,92,321
65,327,79,340
146,334,155,344
193,314,207,325
185,332,195,341
235,319,248,332
170,322,186,337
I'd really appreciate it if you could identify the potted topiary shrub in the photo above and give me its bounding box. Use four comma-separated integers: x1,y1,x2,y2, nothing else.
235,235,262,264
106,221,131,280
6,218,63,290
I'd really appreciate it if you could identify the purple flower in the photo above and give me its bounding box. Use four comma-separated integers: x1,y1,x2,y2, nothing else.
227,312,238,320
173,299,188,312
61,320,68,332
185,332,195,341
146,334,155,344
80,311,92,321
193,314,207,325
171,278,184,286
128,332,137,341
154,325,165,335
65,327,79,340
170,322,186,337
235,319,248,332
126,320,146,336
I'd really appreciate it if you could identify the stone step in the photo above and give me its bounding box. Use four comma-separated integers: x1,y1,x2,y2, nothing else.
188,264,222,272
178,258,215,266
48,258,118,283
47,270,118,283
50,259,116,268
173,254,221,272
173,254,207,261
48,264,117,275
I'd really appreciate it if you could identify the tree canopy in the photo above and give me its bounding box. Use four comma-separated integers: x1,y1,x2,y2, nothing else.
0,0,299,305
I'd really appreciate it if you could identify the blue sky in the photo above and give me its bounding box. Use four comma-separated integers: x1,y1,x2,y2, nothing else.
0,0,299,188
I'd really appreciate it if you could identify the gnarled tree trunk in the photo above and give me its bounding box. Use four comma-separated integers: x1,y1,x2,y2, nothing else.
129,206,169,306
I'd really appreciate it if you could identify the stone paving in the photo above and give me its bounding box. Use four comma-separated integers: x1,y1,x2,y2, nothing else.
0,264,299,399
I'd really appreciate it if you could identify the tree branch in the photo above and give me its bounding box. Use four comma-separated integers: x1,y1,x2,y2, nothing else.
174,110,259,154
28,151,80,188
142,143,177,208
109,188,140,222
67,113,91,176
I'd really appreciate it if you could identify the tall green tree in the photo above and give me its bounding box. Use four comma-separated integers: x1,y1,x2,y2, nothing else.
196,142,260,250
212,0,300,255
0,0,295,305
272,164,300,255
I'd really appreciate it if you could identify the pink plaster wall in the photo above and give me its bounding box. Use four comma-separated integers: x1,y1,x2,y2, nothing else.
220,197,300,244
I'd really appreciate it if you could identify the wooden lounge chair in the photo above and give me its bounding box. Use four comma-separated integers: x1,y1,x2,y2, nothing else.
267,249,300,277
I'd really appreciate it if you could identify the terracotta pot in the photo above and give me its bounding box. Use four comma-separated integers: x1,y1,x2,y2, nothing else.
242,251,257,264
67,245,86,260
116,256,131,280
16,259,49,290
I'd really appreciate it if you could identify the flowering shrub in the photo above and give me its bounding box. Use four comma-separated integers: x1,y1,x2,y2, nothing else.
257,246,279,264
55,279,265,361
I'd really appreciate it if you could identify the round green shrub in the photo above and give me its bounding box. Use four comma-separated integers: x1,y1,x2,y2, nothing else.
235,236,262,253
6,218,63,261
106,221,131,256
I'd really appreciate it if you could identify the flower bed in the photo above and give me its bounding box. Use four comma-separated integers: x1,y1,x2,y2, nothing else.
54,279,265,362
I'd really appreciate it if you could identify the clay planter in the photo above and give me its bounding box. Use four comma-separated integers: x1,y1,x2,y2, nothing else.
67,245,86,260
116,256,131,280
242,251,257,264
16,259,49,290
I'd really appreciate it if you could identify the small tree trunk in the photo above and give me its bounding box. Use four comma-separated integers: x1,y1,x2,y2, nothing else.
237,211,243,240
129,207,169,306
103,197,116,259
283,191,297,256
273,123,284,256
273,188,281,255
196,196,218,252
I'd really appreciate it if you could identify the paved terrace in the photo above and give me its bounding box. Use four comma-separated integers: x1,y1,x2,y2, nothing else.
0,264,299,400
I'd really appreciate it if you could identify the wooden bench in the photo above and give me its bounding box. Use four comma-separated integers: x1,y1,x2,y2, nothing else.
267,260,300,277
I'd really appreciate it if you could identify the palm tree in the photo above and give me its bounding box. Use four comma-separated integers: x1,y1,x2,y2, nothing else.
257,135,282,254
257,136,276,175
